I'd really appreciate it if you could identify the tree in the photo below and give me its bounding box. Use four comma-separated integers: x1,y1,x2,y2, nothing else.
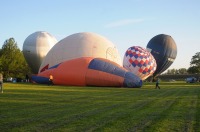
166,68,176,75
0,38,31,79
187,52,200,74
165,68,188,75
178,68,187,74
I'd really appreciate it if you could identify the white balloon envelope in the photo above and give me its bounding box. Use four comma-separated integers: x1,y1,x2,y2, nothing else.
39,32,122,73
23,31,57,73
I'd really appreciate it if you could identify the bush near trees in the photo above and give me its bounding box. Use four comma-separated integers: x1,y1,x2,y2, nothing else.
0,38,31,80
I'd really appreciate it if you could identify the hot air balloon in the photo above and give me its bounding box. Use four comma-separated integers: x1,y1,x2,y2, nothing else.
123,46,157,80
23,31,57,73
146,34,177,78
32,57,142,88
39,32,122,73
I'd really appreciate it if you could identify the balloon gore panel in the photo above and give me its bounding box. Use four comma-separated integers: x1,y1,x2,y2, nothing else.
31,75,49,84
88,58,126,77
123,72,143,88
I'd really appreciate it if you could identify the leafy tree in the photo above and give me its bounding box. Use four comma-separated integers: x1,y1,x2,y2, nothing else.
165,68,188,75
178,68,187,74
187,52,200,74
0,38,31,79
166,68,176,74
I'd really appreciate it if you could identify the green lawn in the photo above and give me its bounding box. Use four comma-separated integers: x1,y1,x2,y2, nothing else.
0,82,200,132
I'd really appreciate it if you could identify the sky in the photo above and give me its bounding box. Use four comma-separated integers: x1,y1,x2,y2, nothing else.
0,0,200,70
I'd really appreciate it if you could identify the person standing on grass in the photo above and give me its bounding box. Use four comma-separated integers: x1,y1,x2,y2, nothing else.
25,74,29,82
49,74,54,86
155,78,160,89
0,73,3,93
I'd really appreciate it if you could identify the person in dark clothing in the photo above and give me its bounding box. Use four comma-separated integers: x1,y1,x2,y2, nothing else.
25,74,29,82
155,78,160,89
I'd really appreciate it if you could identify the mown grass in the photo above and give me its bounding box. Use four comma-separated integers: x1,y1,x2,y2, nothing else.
0,82,200,132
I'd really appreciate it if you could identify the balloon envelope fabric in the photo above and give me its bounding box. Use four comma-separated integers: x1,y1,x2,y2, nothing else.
146,34,177,77
123,46,157,80
32,57,142,88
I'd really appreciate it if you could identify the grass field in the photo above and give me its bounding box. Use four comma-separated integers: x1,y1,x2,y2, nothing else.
0,82,200,132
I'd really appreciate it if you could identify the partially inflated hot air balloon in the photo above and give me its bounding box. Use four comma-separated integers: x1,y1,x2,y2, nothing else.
23,31,57,73
123,46,157,80
32,57,142,88
39,32,122,73
146,34,177,77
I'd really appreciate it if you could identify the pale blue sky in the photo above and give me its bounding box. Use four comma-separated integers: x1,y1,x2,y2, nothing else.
0,0,200,69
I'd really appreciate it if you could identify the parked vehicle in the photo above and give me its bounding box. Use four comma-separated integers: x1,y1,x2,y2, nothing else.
6,77,17,82
185,77,197,83
6,77,13,82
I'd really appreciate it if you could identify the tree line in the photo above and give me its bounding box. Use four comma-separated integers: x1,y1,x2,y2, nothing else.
164,52,200,75
0,38,31,80
0,37,199,80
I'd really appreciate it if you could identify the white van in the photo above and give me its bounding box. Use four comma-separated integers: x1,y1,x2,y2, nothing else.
185,77,197,83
